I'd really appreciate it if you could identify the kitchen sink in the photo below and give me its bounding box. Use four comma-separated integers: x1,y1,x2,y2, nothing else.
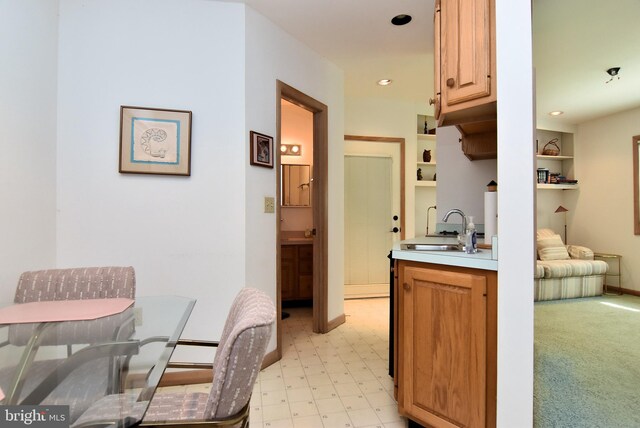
401,243,463,251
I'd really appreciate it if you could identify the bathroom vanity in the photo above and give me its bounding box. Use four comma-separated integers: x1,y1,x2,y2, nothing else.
281,237,313,301
391,238,497,428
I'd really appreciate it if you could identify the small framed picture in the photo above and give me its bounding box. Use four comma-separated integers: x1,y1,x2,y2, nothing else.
250,131,274,168
119,106,192,176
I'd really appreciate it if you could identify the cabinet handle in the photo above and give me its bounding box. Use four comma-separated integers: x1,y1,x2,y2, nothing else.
403,282,411,291
446,78,455,87
429,98,436,106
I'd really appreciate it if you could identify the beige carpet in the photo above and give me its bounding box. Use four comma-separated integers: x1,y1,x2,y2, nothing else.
534,294,640,428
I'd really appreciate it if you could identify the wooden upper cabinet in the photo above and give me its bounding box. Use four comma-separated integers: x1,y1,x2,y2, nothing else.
435,0,496,128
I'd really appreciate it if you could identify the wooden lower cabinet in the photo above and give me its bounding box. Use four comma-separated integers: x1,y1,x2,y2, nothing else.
281,244,313,301
395,260,496,428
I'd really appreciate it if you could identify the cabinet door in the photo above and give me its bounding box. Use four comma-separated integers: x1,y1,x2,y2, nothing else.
441,0,493,109
298,245,314,299
400,266,487,428
281,246,297,300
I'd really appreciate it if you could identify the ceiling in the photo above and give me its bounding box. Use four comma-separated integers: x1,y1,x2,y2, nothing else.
234,0,640,127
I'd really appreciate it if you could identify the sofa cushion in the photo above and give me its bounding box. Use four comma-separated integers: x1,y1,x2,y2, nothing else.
537,228,557,240
538,259,608,278
537,234,570,261
567,245,594,260
534,264,545,279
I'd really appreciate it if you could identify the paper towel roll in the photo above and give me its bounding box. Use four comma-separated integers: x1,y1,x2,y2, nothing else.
484,192,497,245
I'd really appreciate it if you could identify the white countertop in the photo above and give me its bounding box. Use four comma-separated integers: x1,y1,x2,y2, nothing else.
392,236,498,271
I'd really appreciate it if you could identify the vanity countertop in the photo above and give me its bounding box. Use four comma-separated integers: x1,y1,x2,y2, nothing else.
281,237,313,245
392,236,497,271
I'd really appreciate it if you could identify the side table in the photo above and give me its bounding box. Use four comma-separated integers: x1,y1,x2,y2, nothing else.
594,253,622,295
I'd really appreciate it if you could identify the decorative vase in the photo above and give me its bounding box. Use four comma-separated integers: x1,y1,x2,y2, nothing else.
422,149,431,162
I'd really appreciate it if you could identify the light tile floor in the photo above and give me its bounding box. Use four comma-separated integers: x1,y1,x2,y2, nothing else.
253,298,405,428
186,297,407,428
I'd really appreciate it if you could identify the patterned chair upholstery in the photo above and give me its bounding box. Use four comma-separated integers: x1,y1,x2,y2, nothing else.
72,287,276,428
534,230,607,301
15,266,136,303
0,266,136,423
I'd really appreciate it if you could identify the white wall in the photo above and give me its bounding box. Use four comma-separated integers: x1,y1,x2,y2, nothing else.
56,0,247,347
496,0,535,424
0,0,59,299
345,97,429,238
572,106,640,291
244,7,345,324
436,126,497,230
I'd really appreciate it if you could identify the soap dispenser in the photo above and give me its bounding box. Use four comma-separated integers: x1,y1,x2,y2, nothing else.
465,216,477,254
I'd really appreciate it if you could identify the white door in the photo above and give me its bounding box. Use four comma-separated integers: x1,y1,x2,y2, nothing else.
344,155,396,298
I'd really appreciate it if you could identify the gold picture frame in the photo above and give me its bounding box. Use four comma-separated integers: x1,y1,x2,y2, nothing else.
119,106,192,176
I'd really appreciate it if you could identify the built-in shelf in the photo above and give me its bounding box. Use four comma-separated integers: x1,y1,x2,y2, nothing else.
417,161,437,166
537,183,579,190
416,181,437,187
536,155,573,161
417,133,437,139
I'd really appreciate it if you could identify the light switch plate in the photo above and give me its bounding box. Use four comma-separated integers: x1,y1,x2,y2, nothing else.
264,197,275,213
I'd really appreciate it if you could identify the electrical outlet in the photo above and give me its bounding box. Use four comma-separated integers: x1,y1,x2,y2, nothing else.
264,197,275,213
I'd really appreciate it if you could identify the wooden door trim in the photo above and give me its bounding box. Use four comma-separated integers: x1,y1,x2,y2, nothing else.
276,81,329,360
344,135,406,240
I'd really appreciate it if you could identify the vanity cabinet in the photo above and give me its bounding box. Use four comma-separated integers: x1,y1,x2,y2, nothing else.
395,260,496,428
434,0,497,160
281,243,313,301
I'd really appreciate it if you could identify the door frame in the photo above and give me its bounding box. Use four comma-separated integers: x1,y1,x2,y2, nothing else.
276,81,329,359
344,135,406,240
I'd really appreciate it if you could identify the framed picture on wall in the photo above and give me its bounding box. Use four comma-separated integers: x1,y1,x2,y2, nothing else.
119,106,192,176
250,131,274,168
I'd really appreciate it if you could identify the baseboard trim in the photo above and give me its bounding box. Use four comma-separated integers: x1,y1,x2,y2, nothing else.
158,349,281,387
616,287,640,296
327,313,346,332
261,348,279,368
158,369,212,387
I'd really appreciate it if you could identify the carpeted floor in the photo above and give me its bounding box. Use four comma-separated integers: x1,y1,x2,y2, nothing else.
534,294,640,428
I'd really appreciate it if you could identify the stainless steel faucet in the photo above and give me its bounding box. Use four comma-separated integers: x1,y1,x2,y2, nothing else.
442,209,467,235
426,205,437,236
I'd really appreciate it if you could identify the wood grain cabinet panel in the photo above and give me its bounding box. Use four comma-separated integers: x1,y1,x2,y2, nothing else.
396,261,496,428
434,0,497,160
281,244,313,301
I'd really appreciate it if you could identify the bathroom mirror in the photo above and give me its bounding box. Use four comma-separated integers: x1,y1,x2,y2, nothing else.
634,135,640,235
282,164,311,207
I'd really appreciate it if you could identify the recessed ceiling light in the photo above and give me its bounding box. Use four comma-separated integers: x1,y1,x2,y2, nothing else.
391,14,412,26
549,111,564,116
377,79,392,86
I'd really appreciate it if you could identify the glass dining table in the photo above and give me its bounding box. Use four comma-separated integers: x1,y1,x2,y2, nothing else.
0,296,195,427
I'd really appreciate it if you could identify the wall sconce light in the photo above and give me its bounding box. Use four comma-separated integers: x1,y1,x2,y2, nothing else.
281,144,301,156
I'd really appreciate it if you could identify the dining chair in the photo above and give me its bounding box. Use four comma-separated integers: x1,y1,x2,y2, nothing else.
72,287,276,428
0,266,136,422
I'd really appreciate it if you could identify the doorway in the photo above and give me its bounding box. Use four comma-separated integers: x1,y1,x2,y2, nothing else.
344,155,395,297
276,81,329,360
344,135,405,299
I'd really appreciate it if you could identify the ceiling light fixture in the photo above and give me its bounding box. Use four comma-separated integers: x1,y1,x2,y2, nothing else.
377,79,392,86
391,14,412,26
606,67,621,83
549,111,564,116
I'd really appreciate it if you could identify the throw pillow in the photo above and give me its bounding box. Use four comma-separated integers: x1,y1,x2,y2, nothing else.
537,234,570,261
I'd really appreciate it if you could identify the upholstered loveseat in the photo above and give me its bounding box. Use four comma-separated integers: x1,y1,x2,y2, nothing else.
534,229,608,301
